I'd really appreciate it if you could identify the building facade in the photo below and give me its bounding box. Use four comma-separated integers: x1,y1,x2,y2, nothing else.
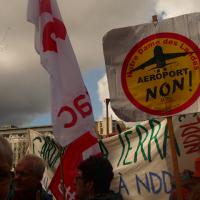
1,119,126,166
95,117,126,138
0,125,52,167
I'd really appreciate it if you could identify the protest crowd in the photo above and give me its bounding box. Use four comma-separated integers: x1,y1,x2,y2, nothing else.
0,135,123,200
0,0,200,199
1,113,200,200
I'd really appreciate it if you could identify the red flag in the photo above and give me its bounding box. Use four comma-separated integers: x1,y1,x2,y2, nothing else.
49,132,101,200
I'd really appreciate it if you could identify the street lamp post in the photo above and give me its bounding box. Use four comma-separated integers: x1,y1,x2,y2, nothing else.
105,98,110,137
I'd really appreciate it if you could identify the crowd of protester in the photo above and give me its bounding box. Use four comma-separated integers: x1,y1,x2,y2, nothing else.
2,133,200,200
0,136,122,200
0,136,52,200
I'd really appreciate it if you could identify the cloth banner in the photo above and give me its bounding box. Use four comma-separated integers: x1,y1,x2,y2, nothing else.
173,113,200,172
27,0,96,147
28,113,200,199
100,118,171,200
99,113,200,200
103,13,200,122
27,129,64,190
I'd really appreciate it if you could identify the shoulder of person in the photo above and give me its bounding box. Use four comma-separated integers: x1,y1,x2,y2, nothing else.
40,188,53,200
90,191,123,200
108,191,123,200
6,179,15,200
188,182,200,199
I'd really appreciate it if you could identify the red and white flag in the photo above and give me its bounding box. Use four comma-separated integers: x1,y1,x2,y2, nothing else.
27,0,96,147
49,132,100,200
27,0,101,198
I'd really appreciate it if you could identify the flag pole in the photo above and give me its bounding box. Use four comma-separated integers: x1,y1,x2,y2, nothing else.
167,117,183,200
105,98,110,137
152,15,158,26
59,146,67,200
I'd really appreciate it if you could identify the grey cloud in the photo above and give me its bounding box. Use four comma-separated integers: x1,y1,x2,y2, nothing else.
0,0,158,126
59,0,158,69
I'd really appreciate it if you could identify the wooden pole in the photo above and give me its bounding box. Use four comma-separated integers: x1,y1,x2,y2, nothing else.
105,98,110,137
151,15,182,198
167,117,183,200
152,15,158,26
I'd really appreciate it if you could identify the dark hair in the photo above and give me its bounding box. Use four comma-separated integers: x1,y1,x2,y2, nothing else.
78,156,114,193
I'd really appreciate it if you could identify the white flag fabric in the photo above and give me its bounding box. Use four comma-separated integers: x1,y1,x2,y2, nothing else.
27,0,96,146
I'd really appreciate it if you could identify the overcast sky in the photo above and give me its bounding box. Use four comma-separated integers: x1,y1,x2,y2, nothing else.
0,0,199,126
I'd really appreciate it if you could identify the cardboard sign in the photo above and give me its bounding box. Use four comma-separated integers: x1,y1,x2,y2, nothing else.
103,13,200,121
122,33,199,116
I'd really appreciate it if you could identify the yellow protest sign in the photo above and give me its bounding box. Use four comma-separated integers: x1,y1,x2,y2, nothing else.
121,33,200,115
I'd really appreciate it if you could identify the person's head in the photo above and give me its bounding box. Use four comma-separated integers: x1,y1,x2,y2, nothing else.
14,154,45,192
75,155,114,200
0,136,13,200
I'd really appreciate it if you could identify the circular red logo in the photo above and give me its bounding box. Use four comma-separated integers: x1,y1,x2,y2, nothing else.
121,33,200,115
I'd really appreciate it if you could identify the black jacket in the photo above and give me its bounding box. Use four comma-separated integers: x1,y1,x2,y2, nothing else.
7,183,52,200
89,191,123,200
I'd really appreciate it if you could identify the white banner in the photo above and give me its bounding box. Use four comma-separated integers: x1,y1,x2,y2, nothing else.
27,113,200,199
100,118,172,200
103,13,200,122
100,113,200,200
27,129,64,190
173,113,200,172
